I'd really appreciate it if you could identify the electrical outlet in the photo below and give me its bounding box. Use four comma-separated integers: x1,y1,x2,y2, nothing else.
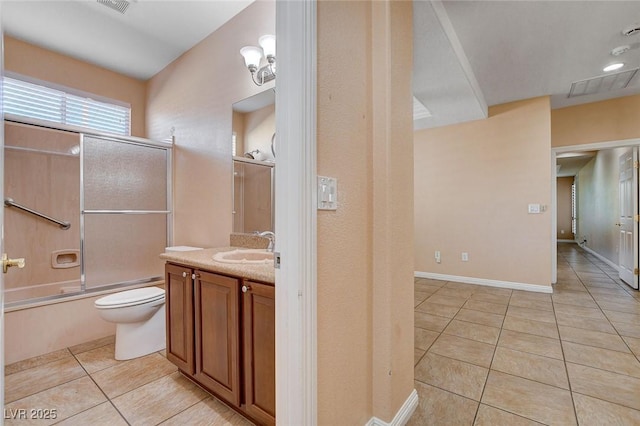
435,251,441,264
461,252,469,262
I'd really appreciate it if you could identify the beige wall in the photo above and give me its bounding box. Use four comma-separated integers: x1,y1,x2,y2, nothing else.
317,0,414,423
3,36,147,137
557,177,574,240
414,97,552,286
232,110,246,156
576,148,628,264
146,1,275,248
552,94,640,147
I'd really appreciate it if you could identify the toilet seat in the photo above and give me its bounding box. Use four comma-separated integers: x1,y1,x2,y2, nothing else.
95,287,165,309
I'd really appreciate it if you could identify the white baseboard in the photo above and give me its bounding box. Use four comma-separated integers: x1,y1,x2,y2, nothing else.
558,239,576,243
581,246,620,272
365,389,418,426
415,272,553,294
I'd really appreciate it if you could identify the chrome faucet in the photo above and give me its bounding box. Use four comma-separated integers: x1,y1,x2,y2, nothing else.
257,231,275,252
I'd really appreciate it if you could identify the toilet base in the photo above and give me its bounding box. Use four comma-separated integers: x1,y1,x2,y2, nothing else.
114,305,166,360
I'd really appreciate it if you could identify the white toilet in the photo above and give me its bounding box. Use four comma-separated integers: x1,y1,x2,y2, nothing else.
94,287,166,360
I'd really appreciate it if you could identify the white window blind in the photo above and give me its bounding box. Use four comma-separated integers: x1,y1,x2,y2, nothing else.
3,75,131,136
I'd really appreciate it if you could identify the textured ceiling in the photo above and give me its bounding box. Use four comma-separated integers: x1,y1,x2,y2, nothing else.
442,0,640,109
414,0,640,129
2,0,253,80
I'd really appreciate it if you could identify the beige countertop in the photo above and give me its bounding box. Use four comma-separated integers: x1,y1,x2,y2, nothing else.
160,247,275,284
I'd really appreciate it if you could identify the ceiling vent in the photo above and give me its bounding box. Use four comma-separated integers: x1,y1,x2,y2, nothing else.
96,0,131,14
413,96,432,120
568,68,639,98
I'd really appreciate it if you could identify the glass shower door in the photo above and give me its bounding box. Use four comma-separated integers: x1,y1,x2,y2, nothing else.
82,135,170,289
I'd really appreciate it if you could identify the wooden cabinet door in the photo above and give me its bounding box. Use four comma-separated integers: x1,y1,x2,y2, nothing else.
165,263,194,374
194,270,241,406
243,281,275,426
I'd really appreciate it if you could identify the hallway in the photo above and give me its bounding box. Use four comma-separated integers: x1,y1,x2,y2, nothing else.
410,243,640,425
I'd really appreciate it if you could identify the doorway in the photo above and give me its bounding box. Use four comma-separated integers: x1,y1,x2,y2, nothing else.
552,140,640,290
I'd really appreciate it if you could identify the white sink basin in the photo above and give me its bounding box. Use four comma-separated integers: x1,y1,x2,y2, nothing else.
212,249,274,264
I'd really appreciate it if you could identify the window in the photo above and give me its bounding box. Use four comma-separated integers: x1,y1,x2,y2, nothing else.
232,131,238,157
3,73,131,136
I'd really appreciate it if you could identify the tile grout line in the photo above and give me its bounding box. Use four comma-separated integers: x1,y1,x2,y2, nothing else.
551,257,580,425
559,245,640,421
4,363,89,406
4,348,74,377
69,349,132,426
469,286,511,425
414,246,640,424
572,248,640,362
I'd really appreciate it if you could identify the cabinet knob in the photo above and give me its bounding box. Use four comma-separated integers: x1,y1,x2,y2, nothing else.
242,285,251,293
182,272,187,278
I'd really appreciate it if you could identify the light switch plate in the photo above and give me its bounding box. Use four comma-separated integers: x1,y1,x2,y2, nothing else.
318,176,338,210
528,203,541,214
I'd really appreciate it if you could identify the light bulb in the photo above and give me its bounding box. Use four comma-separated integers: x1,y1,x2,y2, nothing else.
259,35,276,59
603,62,624,72
240,46,263,70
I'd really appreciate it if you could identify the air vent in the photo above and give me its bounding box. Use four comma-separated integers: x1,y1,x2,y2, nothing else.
413,96,432,120
97,0,131,14
568,68,639,98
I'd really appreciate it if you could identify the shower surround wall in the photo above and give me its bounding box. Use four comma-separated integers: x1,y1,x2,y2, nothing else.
4,122,81,302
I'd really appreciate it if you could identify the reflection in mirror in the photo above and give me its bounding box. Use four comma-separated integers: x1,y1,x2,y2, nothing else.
232,89,275,233
233,159,274,233
232,89,275,160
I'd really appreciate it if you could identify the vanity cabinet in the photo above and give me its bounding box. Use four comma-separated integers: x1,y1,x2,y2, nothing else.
242,280,276,425
164,263,275,426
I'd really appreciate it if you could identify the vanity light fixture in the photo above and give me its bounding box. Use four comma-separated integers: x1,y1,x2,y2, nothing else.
240,35,276,86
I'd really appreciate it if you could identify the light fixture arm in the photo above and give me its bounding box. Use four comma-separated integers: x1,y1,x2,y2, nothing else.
250,60,276,86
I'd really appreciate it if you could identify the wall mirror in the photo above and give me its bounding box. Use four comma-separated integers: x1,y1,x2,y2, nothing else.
232,89,275,233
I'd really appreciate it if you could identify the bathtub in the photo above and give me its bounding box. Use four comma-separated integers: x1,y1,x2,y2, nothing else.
4,280,164,365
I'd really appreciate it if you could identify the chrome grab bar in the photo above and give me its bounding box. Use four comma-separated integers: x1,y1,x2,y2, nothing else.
4,198,71,230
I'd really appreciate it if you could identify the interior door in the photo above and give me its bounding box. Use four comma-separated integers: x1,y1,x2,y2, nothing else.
618,148,638,289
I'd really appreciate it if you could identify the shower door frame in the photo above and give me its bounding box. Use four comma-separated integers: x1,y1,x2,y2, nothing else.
79,133,173,293
2,117,173,308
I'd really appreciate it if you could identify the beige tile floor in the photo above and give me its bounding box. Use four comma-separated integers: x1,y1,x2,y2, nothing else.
410,243,640,425
4,335,253,425
8,243,640,425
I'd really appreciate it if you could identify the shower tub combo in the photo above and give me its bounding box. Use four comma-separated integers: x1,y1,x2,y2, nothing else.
3,120,172,364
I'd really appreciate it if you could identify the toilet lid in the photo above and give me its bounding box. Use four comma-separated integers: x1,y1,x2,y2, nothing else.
95,287,165,309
